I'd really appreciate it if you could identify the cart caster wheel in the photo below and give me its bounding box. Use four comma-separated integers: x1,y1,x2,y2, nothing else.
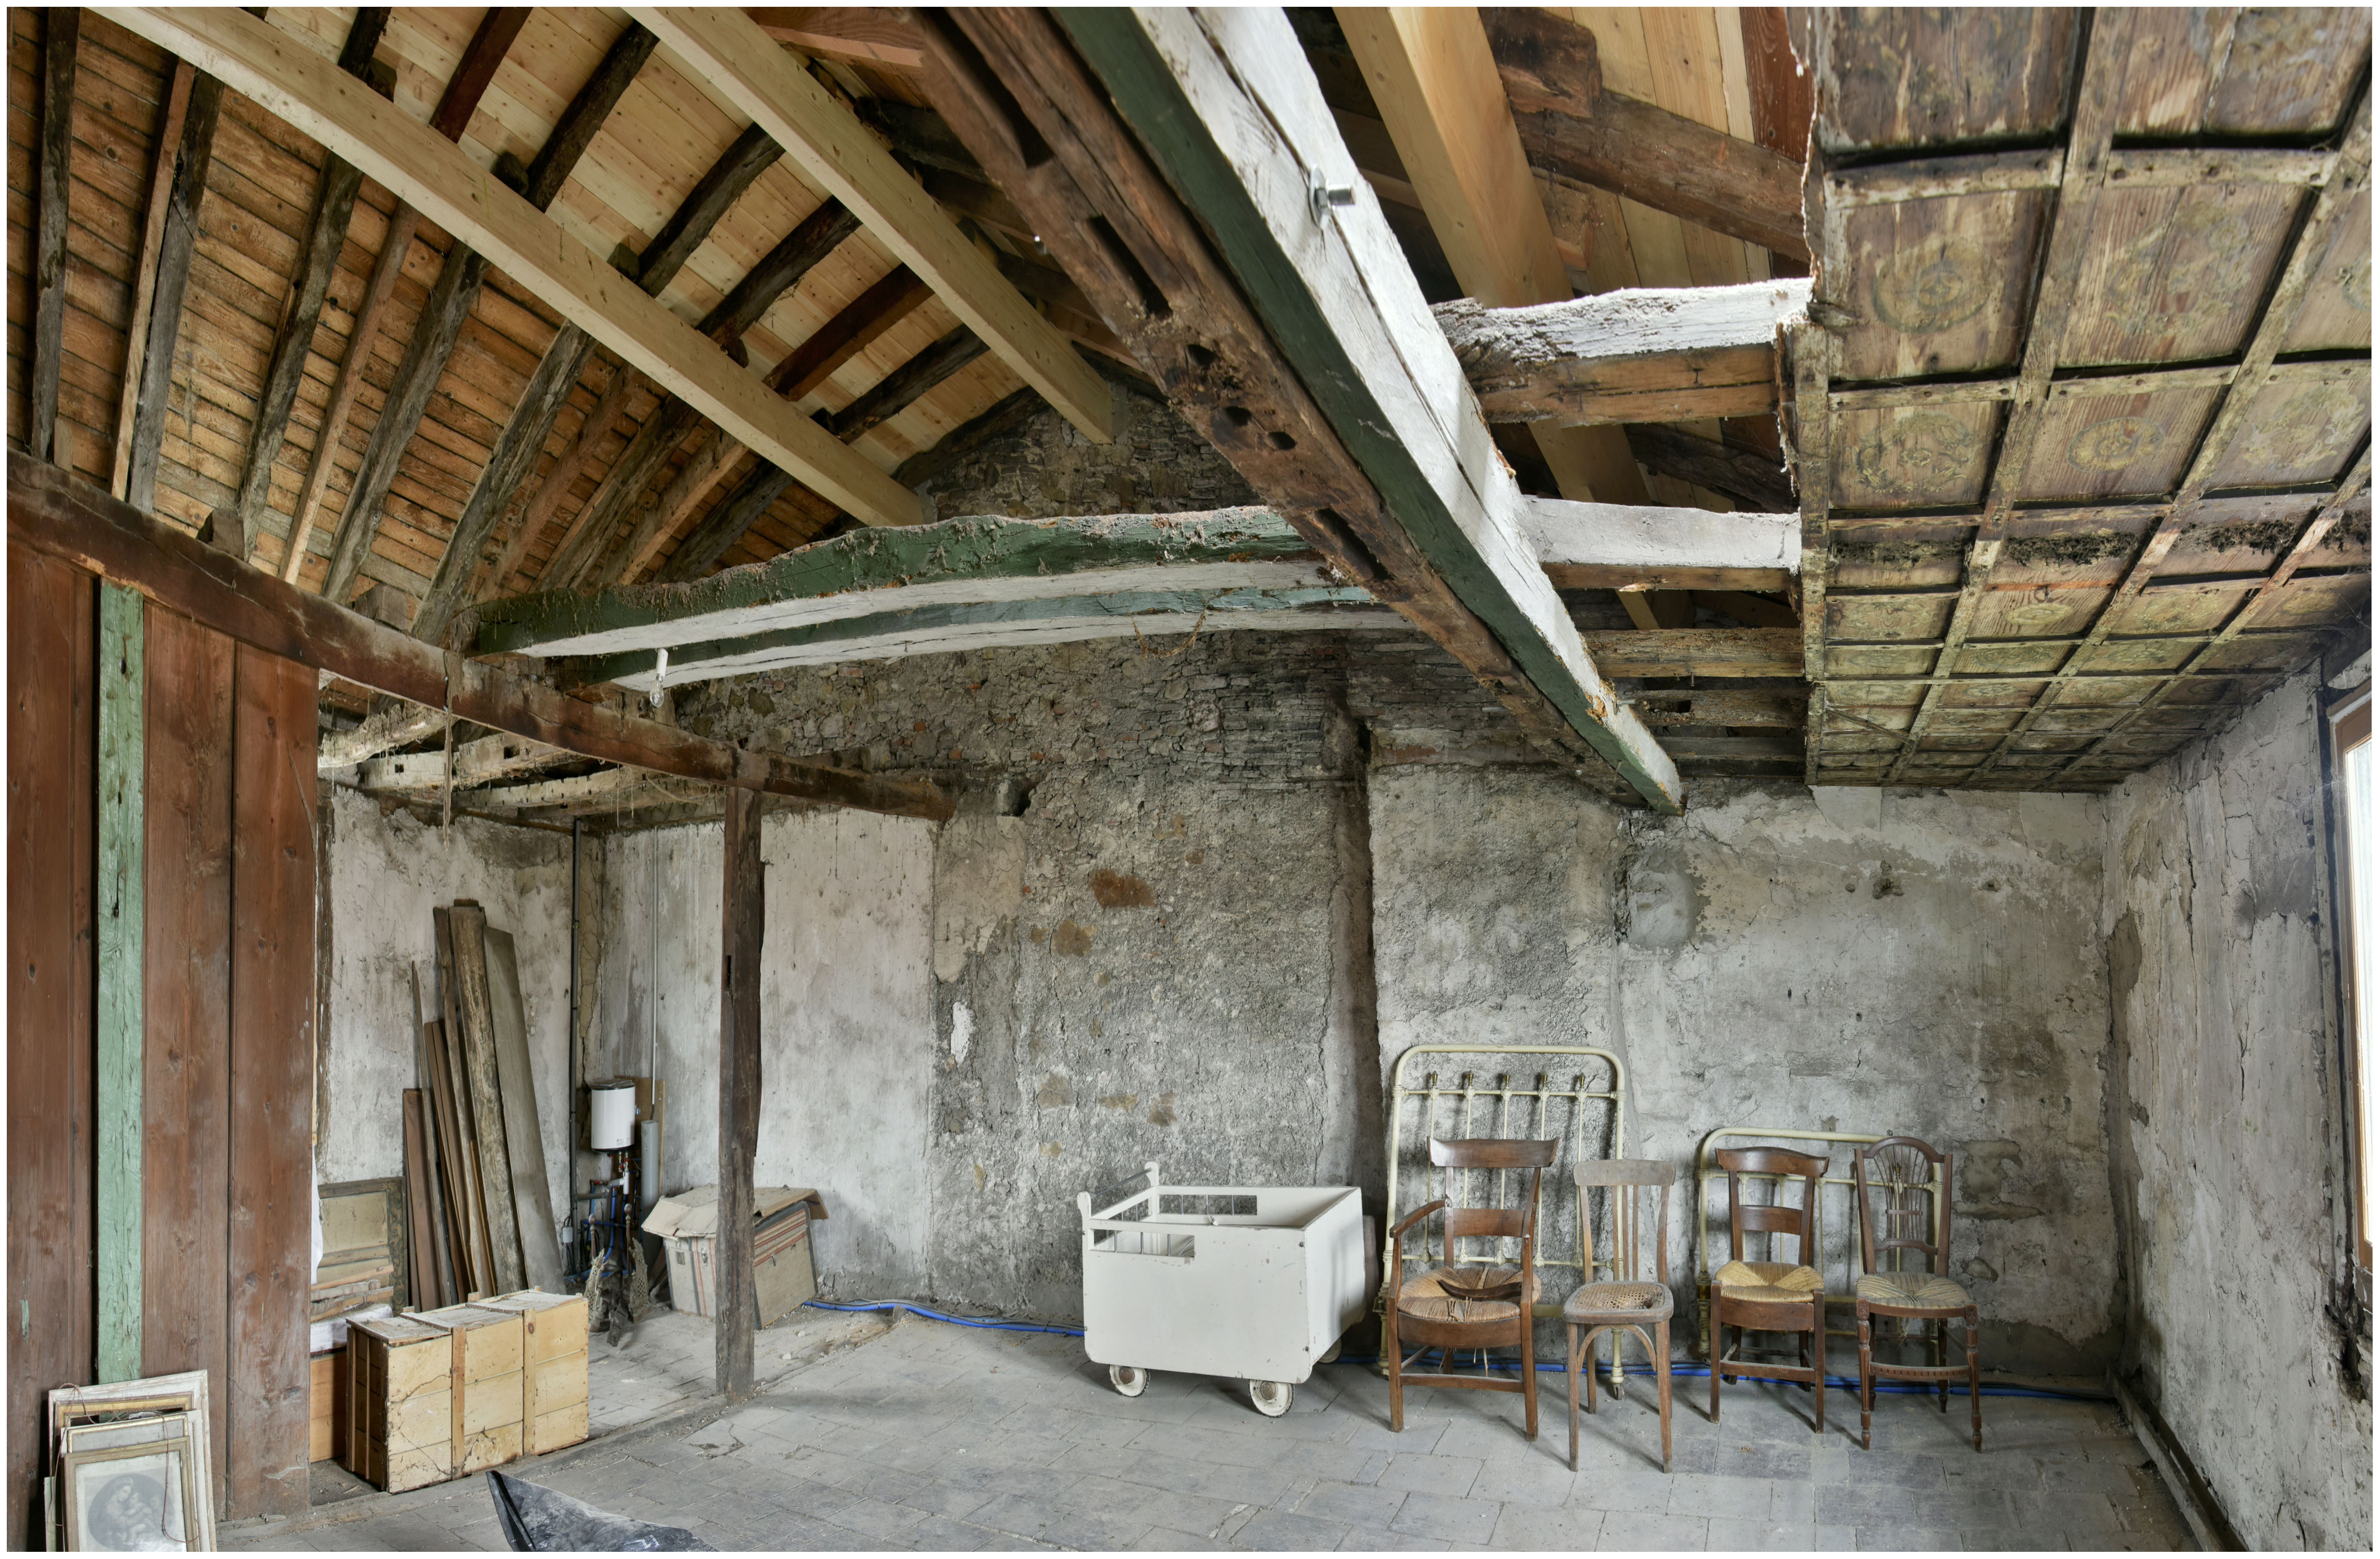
1249,1380,1293,1417
1319,1338,1343,1365
1108,1365,1146,1397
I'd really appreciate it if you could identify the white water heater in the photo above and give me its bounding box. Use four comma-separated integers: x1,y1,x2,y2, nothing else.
588,1081,638,1150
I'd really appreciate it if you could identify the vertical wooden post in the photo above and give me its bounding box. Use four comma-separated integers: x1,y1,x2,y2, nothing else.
716,788,764,1400
95,584,145,1383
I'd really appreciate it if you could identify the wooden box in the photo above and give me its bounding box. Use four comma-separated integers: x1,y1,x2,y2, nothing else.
482,1291,590,1456
343,1304,525,1492
309,1348,348,1463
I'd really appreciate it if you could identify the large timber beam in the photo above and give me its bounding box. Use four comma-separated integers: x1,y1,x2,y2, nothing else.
1053,7,1681,809
114,7,931,535
27,8,80,468
11,455,952,821
628,6,1115,445
1439,280,1809,427
1480,7,1809,263
1528,497,1796,593
123,72,225,514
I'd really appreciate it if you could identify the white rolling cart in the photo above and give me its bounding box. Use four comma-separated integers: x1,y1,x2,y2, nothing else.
1077,1163,1369,1416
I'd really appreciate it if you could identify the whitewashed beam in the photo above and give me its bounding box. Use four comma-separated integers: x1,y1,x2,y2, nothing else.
1527,497,1797,592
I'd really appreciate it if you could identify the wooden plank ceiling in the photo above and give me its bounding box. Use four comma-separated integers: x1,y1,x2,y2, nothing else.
9,6,2370,818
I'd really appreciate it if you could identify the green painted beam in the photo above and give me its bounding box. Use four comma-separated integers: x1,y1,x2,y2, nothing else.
1058,10,1682,813
95,582,144,1383
469,507,1329,658
569,586,1397,688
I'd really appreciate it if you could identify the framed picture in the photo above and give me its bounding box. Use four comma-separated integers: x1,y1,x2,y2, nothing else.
59,1415,213,1552
46,1375,216,1552
59,1436,197,1553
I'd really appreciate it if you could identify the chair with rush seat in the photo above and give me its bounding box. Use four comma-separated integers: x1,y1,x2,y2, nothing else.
1384,1136,1560,1439
1709,1145,1830,1432
1565,1158,1678,1471
1852,1135,1980,1451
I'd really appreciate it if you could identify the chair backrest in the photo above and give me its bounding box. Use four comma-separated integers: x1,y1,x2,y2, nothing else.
1714,1145,1828,1265
1429,1137,1558,1262
1574,1158,1675,1287
1852,1135,1949,1277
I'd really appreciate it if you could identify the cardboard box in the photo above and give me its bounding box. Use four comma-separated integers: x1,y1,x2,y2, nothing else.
642,1185,828,1326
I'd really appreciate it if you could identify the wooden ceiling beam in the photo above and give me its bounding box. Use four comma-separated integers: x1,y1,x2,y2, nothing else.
1482,7,1809,264
1625,425,1795,514
629,6,1116,445
115,7,932,558
110,57,194,503
317,702,452,771
744,8,927,72
1438,278,1808,428
1577,628,1803,678
11,454,953,822
1336,6,1646,506
123,72,224,516
27,8,81,469
352,731,567,794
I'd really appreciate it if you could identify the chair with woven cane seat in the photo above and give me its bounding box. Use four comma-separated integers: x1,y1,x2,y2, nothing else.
1384,1137,1559,1439
1852,1135,1980,1451
1565,1159,1677,1471
1709,1145,1829,1432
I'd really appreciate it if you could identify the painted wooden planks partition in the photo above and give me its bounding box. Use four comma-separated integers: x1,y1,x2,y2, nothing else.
6,542,97,1550
225,644,318,1518
140,604,236,1512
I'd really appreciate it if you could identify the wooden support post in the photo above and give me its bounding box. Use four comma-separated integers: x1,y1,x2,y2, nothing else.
716,786,765,1401
95,583,145,1383
125,74,225,515
29,7,81,467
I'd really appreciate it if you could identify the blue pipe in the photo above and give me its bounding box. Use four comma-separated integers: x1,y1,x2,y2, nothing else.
803,1303,2108,1401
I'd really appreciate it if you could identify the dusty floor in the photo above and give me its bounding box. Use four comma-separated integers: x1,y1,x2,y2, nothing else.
240,1311,2193,1551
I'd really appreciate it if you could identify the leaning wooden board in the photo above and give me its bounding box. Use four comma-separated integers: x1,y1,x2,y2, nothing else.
342,1293,586,1490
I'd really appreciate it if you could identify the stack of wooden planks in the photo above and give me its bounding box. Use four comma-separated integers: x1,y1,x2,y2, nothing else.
313,1178,408,1322
404,901,564,1309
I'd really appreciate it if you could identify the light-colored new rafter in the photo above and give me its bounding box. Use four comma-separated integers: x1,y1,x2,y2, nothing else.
630,6,1116,445
113,5,930,529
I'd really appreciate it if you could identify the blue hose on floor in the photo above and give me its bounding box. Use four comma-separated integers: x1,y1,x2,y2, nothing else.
803,1302,2110,1402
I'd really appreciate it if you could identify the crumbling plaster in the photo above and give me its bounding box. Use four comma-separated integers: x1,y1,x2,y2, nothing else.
2101,664,2370,1550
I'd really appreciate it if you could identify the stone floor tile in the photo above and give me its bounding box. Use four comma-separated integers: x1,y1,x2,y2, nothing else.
1596,1509,1710,1550
1490,1501,1604,1549
1962,1529,2066,1550
1770,1478,1817,1524
1854,1526,1967,1549
1386,1492,1502,1545
1668,1472,1780,1522
1710,1439,1818,1481
1707,1516,1818,1549
1132,1527,1231,1551
898,1514,995,1551
2007,1488,2126,1532
1298,1480,1409,1529
1342,1419,1448,1455
1234,1510,1358,1550
965,1492,1078,1541
898,1481,1000,1522
1849,1451,1948,1490
1374,1454,1484,1498
821,1492,932,1542
1339,1529,1453,1551
1466,1450,1578,1506
1571,1467,1676,1515
1064,1474,1245,1537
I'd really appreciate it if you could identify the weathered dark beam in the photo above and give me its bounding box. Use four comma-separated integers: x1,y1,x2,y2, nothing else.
28,8,81,466
411,22,663,643
232,10,391,557
654,464,804,584
1480,8,1808,263
1436,280,1807,428
110,60,195,502
316,11,533,600
10,454,955,820
822,326,986,442
715,782,764,1401
697,199,861,349
893,385,1037,491
1577,627,1803,678
1626,425,1795,513
429,7,529,140
768,265,934,401
124,73,225,515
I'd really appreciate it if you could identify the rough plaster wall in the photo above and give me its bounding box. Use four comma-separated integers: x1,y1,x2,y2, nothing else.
915,375,1259,522
1369,769,2120,1375
2102,668,2371,1549
321,788,578,1241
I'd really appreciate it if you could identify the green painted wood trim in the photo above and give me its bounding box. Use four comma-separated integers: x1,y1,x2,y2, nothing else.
572,585,1388,687
470,507,1319,656
95,582,144,1383
1057,13,1682,814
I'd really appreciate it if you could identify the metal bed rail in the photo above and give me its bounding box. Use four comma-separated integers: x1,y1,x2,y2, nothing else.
1380,1043,1626,1322
1691,1125,1946,1359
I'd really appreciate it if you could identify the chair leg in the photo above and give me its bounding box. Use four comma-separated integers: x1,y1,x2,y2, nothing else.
1936,1319,1948,1412
1657,1318,1673,1474
1812,1297,1825,1435
1522,1309,1539,1441
1386,1307,1403,1433
1585,1328,1599,1416
1567,1325,1582,1472
1856,1307,1874,1451
1966,1307,1982,1451
1709,1323,1722,1422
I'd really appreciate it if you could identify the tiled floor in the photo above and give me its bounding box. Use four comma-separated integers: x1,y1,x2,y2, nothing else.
238,1313,2194,1551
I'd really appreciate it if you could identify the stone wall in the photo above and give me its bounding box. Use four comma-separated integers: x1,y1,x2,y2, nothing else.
912,374,1260,522
2101,666,2371,1549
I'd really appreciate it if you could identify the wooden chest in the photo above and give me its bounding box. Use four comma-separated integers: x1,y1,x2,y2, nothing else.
343,1303,525,1491
482,1290,590,1456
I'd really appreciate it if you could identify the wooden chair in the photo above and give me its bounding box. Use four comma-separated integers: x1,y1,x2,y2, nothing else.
1852,1136,1980,1451
1384,1137,1559,1439
1709,1145,1829,1433
1565,1159,1677,1471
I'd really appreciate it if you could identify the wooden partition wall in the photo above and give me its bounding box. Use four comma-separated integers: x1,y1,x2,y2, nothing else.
6,542,316,1544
